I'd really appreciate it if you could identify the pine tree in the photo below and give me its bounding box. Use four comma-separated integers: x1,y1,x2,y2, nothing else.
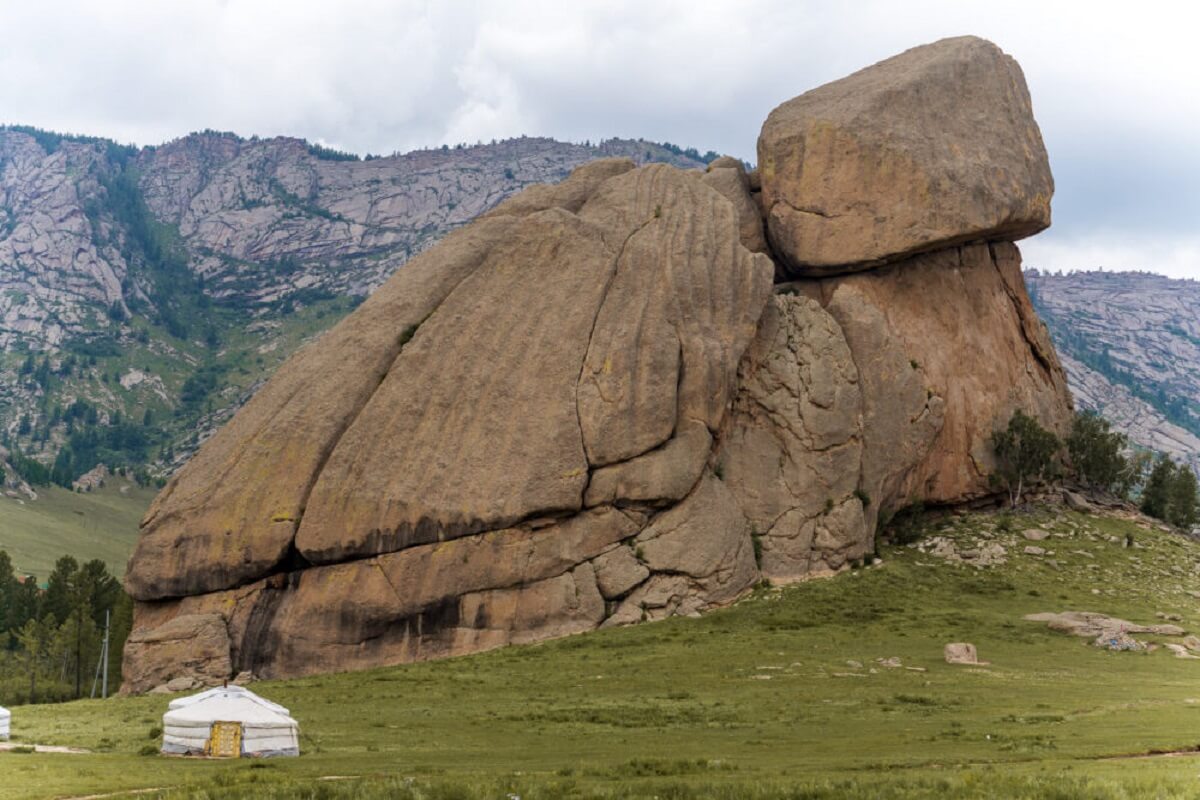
44,555,80,625
1167,466,1199,530
9,574,41,637
1141,455,1176,520
79,559,120,628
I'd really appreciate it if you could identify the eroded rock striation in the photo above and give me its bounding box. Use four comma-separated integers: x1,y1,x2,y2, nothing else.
122,35,1073,692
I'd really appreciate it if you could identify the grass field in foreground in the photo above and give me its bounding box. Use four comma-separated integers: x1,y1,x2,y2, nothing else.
6,505,1200,798
0,482,154,578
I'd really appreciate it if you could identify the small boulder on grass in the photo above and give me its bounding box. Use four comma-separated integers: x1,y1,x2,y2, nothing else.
166,676,200,692
944,642,986,665
1063,490,1095,513
1165,644,1200,660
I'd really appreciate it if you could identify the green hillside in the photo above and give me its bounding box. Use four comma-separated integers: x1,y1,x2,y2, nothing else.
0,482,153,578
5,505,1200,798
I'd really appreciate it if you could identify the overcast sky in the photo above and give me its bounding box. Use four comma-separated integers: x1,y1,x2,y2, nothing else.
1,0,1196,278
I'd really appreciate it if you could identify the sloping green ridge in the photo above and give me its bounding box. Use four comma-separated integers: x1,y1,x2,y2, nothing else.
6,506,1200,798
0,483,154,578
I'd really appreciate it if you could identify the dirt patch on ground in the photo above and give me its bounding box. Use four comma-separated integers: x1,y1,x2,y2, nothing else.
1101,746,1200,761
0,742,90,754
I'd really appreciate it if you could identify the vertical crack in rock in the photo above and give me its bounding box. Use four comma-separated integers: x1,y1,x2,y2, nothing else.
270,313,433,577
989,242,1059,381
574,214,658,501
576,167,684,467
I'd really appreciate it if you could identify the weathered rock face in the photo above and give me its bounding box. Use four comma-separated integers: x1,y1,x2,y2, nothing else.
125,214,526,600
758,36,1053,275
815,242,1072,509
124,158,774,686
293,162,773,564
122,36,1074,692
0,134,124,351
717,294,870,581
122,614,232,694
701,158,768,255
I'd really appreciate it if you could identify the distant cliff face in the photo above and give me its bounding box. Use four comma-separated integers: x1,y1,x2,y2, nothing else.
1028,270,1200,471
0,129,709,488
136,134,712,306
121,35,1074,693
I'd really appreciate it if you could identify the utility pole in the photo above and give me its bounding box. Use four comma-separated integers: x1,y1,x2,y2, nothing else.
90,609,111,700
102,608,110,699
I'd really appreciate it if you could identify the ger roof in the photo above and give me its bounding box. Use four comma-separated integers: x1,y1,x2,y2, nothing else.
164,686,294,727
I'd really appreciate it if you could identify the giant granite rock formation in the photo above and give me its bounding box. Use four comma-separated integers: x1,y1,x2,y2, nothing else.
122,36,1073,692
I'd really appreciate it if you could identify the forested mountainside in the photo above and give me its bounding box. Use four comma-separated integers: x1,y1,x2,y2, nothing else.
1027,269,1200,471
0,127,712,491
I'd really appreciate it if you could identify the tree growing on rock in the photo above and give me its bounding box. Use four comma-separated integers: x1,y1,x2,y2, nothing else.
990,410,1061,506
1067,411,1128,495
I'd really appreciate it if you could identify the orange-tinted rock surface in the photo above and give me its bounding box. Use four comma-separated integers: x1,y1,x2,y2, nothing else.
123,37,1072,693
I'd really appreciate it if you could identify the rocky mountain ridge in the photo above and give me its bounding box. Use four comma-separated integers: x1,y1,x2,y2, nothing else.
0,127,710,489
120,36,1075,692
1028,270,1200,471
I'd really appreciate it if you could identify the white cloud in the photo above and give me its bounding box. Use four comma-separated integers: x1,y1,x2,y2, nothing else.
0,0,1196,276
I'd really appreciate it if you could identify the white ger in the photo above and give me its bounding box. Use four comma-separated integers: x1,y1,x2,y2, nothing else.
161,686,299,757
0,705,9,740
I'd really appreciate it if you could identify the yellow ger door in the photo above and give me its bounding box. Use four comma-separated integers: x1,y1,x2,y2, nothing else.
206,721,243,758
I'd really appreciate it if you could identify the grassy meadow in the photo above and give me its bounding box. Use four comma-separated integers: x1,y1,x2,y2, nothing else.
0,482,154,578
6,505,1200,798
